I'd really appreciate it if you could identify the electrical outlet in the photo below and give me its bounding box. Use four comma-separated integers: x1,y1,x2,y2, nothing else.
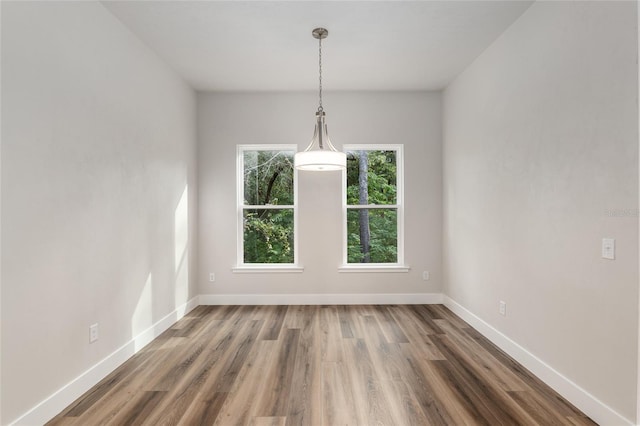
209,273,216,282
90,323,99,343
602,238,615,260
499,301,507,316
422,271,430,281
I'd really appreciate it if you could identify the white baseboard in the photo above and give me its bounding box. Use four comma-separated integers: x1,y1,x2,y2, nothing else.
198,292,443,305
443,296,634,426
10,297,199,426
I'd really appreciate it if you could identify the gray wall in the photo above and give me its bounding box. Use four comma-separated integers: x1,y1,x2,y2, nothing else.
443,1,638,421
197,92,442,299
1,2,197,423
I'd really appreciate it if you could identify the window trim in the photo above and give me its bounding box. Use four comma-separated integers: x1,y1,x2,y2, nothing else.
235,144,301,271
341,144,407,271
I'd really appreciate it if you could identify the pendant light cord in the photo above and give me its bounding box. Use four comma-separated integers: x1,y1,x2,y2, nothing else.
318,35,323,112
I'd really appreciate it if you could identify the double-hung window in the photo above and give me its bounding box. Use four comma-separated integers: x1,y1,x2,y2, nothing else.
342,145,406,270
236,145,300,270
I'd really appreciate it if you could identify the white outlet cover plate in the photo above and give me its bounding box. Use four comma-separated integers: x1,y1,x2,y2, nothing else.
499,301,506,316
90,324,99,343
602,238,615,260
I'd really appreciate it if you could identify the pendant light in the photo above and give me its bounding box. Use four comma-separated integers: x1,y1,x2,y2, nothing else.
294,28,346,171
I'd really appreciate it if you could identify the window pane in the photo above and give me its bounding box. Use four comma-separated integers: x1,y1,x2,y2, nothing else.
243,209,294,263
346,150,397,205
244,150,294,206
347,208,397,263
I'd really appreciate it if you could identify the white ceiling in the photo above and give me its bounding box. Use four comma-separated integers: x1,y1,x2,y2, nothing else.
102,1,533,91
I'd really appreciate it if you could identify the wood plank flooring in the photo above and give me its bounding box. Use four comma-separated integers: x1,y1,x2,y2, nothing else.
47,305,597,425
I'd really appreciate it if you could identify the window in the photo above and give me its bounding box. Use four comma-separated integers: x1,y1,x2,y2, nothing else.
342,145,406,270
236,145,300,271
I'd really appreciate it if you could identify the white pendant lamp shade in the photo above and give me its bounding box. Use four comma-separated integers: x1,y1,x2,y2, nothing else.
294,28,346,172
295,150,346,171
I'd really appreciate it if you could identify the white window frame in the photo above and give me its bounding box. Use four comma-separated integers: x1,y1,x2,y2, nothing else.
340,144,408,273
233,144,303,273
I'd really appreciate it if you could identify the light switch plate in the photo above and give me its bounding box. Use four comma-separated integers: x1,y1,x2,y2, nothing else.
602,238,615,260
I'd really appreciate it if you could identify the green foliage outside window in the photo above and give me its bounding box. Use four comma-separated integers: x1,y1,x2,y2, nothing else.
346,150,397,205
347,209,397,263
346,150,398,263
244,150,294,206
242,150,294,264
244,209,294,263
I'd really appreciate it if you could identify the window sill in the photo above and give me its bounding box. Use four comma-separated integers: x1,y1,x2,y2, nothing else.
232,265,304,274
338,265,410,273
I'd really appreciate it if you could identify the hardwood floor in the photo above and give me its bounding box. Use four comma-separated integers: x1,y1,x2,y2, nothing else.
48,305,597,425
